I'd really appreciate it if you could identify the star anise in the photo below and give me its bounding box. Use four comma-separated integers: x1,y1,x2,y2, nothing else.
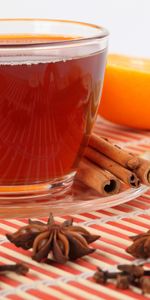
6,214,100,264
126,230,150,258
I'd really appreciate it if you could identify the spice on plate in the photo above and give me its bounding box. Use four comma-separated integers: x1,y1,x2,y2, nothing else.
126,230,150,258
76,133,150,194
93,263,150,294
135,158,150,186
6,214,100,263
89,134,140,170
84,146,140,188
77,158,120,195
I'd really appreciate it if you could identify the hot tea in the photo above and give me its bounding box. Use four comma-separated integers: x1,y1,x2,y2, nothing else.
0,35,107,190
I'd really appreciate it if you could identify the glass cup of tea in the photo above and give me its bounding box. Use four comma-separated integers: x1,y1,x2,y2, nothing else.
0,19,108,198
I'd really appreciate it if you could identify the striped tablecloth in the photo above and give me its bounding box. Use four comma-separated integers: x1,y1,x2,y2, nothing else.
0,117,150,300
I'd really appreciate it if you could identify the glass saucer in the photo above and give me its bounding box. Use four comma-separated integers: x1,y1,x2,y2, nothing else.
0,180,148,218
0,115,149,218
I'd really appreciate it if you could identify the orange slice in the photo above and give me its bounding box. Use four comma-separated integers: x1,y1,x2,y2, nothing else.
99,54,150,129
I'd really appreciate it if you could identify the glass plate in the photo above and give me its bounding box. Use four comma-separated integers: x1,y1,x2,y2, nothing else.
0,116,149,218
0,180,148,218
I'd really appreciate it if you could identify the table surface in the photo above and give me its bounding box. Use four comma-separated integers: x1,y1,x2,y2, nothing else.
0,117,150,300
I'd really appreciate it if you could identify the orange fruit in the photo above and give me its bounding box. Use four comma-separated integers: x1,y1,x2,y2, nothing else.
99,54,150,129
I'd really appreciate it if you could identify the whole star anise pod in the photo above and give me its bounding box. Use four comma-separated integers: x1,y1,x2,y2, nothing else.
126,230,150,258
6,214,100,264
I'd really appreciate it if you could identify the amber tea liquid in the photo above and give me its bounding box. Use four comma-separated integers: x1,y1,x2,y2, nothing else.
0,37,106,186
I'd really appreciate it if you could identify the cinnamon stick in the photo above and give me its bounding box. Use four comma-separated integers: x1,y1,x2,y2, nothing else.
134,158,150,185
89,134,140,170
77,158,120,195
85,147,140,188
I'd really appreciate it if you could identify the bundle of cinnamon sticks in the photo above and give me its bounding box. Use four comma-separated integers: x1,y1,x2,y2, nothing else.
76,134,150,196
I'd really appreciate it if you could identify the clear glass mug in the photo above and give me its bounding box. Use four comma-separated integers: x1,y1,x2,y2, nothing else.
0,19,108,198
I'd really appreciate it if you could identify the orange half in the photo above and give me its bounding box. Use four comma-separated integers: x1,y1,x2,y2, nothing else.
99,54,150,129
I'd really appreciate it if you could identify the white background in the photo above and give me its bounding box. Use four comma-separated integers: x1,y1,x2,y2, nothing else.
0,0,149,58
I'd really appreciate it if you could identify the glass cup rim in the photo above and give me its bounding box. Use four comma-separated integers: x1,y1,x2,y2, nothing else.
0,18,109,48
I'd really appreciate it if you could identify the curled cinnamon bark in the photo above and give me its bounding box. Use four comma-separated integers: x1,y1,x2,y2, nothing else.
134,158,150,185
85,147,140,188
89,134,140,170
77,158,120,195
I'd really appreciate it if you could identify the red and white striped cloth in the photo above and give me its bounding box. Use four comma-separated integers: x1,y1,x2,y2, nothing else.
0,116,150,300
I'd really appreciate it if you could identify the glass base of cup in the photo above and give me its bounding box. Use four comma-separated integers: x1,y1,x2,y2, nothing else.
0,172,76,199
